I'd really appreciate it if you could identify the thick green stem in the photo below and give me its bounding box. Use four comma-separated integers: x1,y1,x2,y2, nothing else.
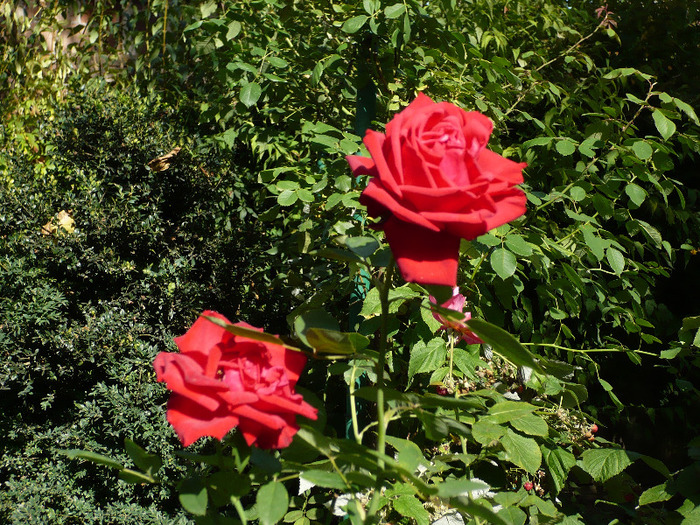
367,259,395,519
375,260,394,465
349,363,362,444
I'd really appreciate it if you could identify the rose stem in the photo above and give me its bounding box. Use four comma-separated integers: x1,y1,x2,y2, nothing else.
367,257,395,518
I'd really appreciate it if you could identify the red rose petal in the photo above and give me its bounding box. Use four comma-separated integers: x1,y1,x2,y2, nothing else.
482,190,528,232
238,413,299,449
264,345,309,386
154,352,226,412
383,218,461,287
258,394,319,419
364,130,404,198
477,149,526,185
174,310,233,355
360,180,440,232
167,394,240,447
346,154,377,177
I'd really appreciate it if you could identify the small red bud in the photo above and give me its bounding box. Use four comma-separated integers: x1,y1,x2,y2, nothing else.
588,434,595,441
436,387,449,396
524,481,533,491
590,424,598,433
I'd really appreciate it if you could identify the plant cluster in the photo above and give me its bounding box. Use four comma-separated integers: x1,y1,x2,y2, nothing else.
1,0,700,524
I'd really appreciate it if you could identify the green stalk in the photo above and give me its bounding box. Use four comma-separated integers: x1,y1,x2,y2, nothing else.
375,259,394,465
367,258,395,519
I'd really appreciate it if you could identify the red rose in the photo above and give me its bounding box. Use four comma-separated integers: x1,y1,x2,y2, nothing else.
153,311,317,449
347,93,527,286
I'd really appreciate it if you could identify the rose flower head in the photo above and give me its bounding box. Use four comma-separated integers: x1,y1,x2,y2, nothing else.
347,93,526,287
429,287,484,345
153,311,317,449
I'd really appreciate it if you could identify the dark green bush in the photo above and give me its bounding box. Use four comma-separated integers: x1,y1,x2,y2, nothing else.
0,82,277,524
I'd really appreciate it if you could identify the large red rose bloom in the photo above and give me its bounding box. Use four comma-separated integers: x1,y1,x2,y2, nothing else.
347,93,527,286
153,311,317,449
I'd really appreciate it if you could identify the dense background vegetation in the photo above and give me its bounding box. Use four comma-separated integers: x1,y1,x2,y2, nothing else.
1,0,699,523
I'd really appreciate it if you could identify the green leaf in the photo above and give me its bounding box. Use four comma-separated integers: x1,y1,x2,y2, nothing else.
569,186,586,201
257,481,289,525
178,477,208,516
628,452,672,478
449,499,508,525
342,15,368,33
510,414,549,437
207,471,251,506
542,446,576,494
652,109,677,141
384,3,406,18
199,0,217,18
312,247,362,264
118,468,159,484
226,20,241,40
581,449,632,482
306,327,369,355
465,318,544,373
501,429,542,473
497,506,528,525
385,436,428,473
504,234,533,256
638,482,674,506
408,338,447,381
556,139,577,156
124,439,162,476
204,315,293,348
297,188,314,202
359,287,381,318
637,219,663,247
240,82,262,107
437,478,491,499
581,224,607,261
674,98,700,125
484,400,538,424
625,183,647,206
522,136,554,148
491,248,517,279
61,449,123,470
606,247,625,275
472,420,506,446
300,470,348,490
681,503,700,524
343,236,380,258
294,309,339,345
632,140,653,160
393,495,431,525
267,56,288,68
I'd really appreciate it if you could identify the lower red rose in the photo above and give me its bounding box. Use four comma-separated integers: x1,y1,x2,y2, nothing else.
153,311,317,449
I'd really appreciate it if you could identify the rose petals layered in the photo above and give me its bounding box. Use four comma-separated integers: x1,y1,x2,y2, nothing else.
154,311,317,449
347,93,527,286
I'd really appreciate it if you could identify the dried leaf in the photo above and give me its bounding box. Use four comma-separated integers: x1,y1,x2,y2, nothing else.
148,147,181,171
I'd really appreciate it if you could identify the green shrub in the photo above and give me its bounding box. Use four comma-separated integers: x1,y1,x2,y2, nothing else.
0,82,273,524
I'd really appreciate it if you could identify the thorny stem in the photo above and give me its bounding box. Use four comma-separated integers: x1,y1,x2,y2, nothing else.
621,79,657,134
535,21,605,73
506,20,607,117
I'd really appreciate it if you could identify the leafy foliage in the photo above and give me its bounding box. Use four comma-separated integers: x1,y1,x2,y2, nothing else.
2,0,700,523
